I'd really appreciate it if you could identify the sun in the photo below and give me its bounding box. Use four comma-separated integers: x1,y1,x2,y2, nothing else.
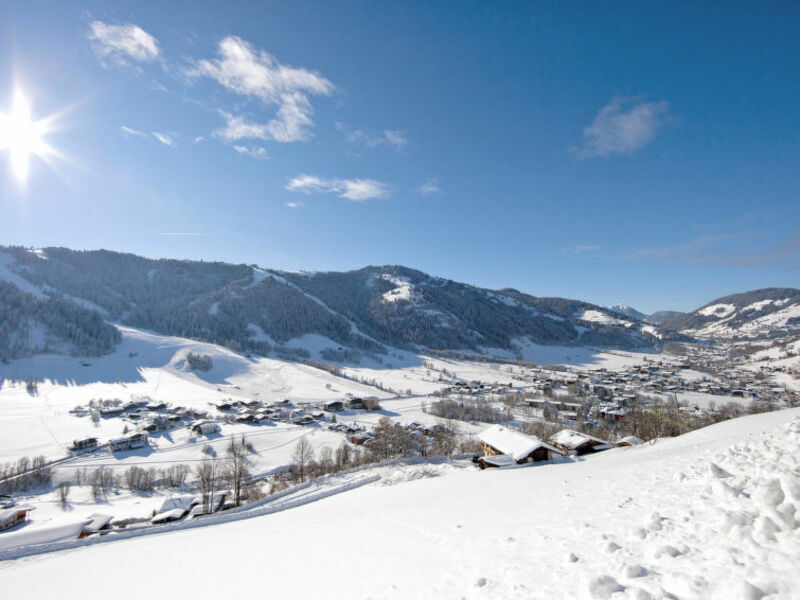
0,89,57,184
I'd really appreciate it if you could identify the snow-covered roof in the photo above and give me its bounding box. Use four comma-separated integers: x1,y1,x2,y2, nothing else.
478,425,562,462
617,436,644,446
480,454,516,467
83,513,113,532
550,429,608,450
158,495,200,514
151,508,187,524
0,504,34,522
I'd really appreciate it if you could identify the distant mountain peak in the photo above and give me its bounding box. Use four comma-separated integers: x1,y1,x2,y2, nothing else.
606,304,647,321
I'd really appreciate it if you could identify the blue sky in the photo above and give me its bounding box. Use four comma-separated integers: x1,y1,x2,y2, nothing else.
0,1,798,313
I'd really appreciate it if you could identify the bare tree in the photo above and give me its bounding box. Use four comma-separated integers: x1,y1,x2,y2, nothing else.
196,460,220,513
225,438,253,506
292,437,315,483
58,481,71,505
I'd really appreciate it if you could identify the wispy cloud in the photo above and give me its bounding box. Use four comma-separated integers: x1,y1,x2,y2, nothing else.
564,244,602,255
189,36,334,142
286,174,390,202
232,145,268,160
120,126,175,146
337,123,407,151
88,21,160,67
120,125,148,138
416,178,440,196
574,97,670,158
285,201,303,208
625,231,800,270
625,234,731,261
152,132,175,146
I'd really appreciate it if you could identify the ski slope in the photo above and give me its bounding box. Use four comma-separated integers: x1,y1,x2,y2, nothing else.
1,408,797,599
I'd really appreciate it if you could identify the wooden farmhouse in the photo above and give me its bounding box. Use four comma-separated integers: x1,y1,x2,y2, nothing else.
550,429,612,456
477,425,565,468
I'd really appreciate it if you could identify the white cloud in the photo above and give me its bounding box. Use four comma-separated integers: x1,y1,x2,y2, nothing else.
120,125,148,138
285,201,303,208
152,132,175,146
416,178,440,196
575,97,670,158
232,145,268,160
189,36,333,142
286,174,390,202
337,123,407,151
120,127,174,147
88,21,160,66
213,111,270,142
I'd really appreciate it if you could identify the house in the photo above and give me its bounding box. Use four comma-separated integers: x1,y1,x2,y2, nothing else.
347,398,365,410
550,429,611,456
109,432,149,452
99,405,125,417
192,422,221,436
0,504,35,532
69,437,98,453
79,513,113,538
477,425,565,467
349,431,372,445
324,400,343,412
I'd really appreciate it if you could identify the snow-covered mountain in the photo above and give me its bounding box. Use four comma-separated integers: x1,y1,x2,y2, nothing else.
606,303,647,321
0,246,659,360
661,288,800,340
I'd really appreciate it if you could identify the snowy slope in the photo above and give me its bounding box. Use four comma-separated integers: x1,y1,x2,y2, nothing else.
1,409,797,598
663,288,800,340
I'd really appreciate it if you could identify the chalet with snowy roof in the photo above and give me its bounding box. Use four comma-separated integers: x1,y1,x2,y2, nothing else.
549,429,611,456
69,437,98,453
477,425,564,468
192,421,220,436
0,504,34,532
109,432,149,452
324,400,343,411
79,513,113,538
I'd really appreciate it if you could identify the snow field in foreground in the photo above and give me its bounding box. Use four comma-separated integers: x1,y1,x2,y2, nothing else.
0,409,797,599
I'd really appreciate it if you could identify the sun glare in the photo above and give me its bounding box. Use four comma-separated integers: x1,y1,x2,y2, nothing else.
0,89,57,184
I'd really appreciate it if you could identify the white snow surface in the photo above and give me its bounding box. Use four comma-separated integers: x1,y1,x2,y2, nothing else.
698,303,737,318
1,409,798,598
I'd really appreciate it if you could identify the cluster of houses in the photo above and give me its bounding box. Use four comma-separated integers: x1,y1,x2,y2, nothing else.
0,492,233,539
474,424,642,469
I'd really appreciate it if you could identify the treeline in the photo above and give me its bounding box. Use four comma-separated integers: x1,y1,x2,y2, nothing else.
0,282,120,360
0,456,53,494
425,398,512,424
